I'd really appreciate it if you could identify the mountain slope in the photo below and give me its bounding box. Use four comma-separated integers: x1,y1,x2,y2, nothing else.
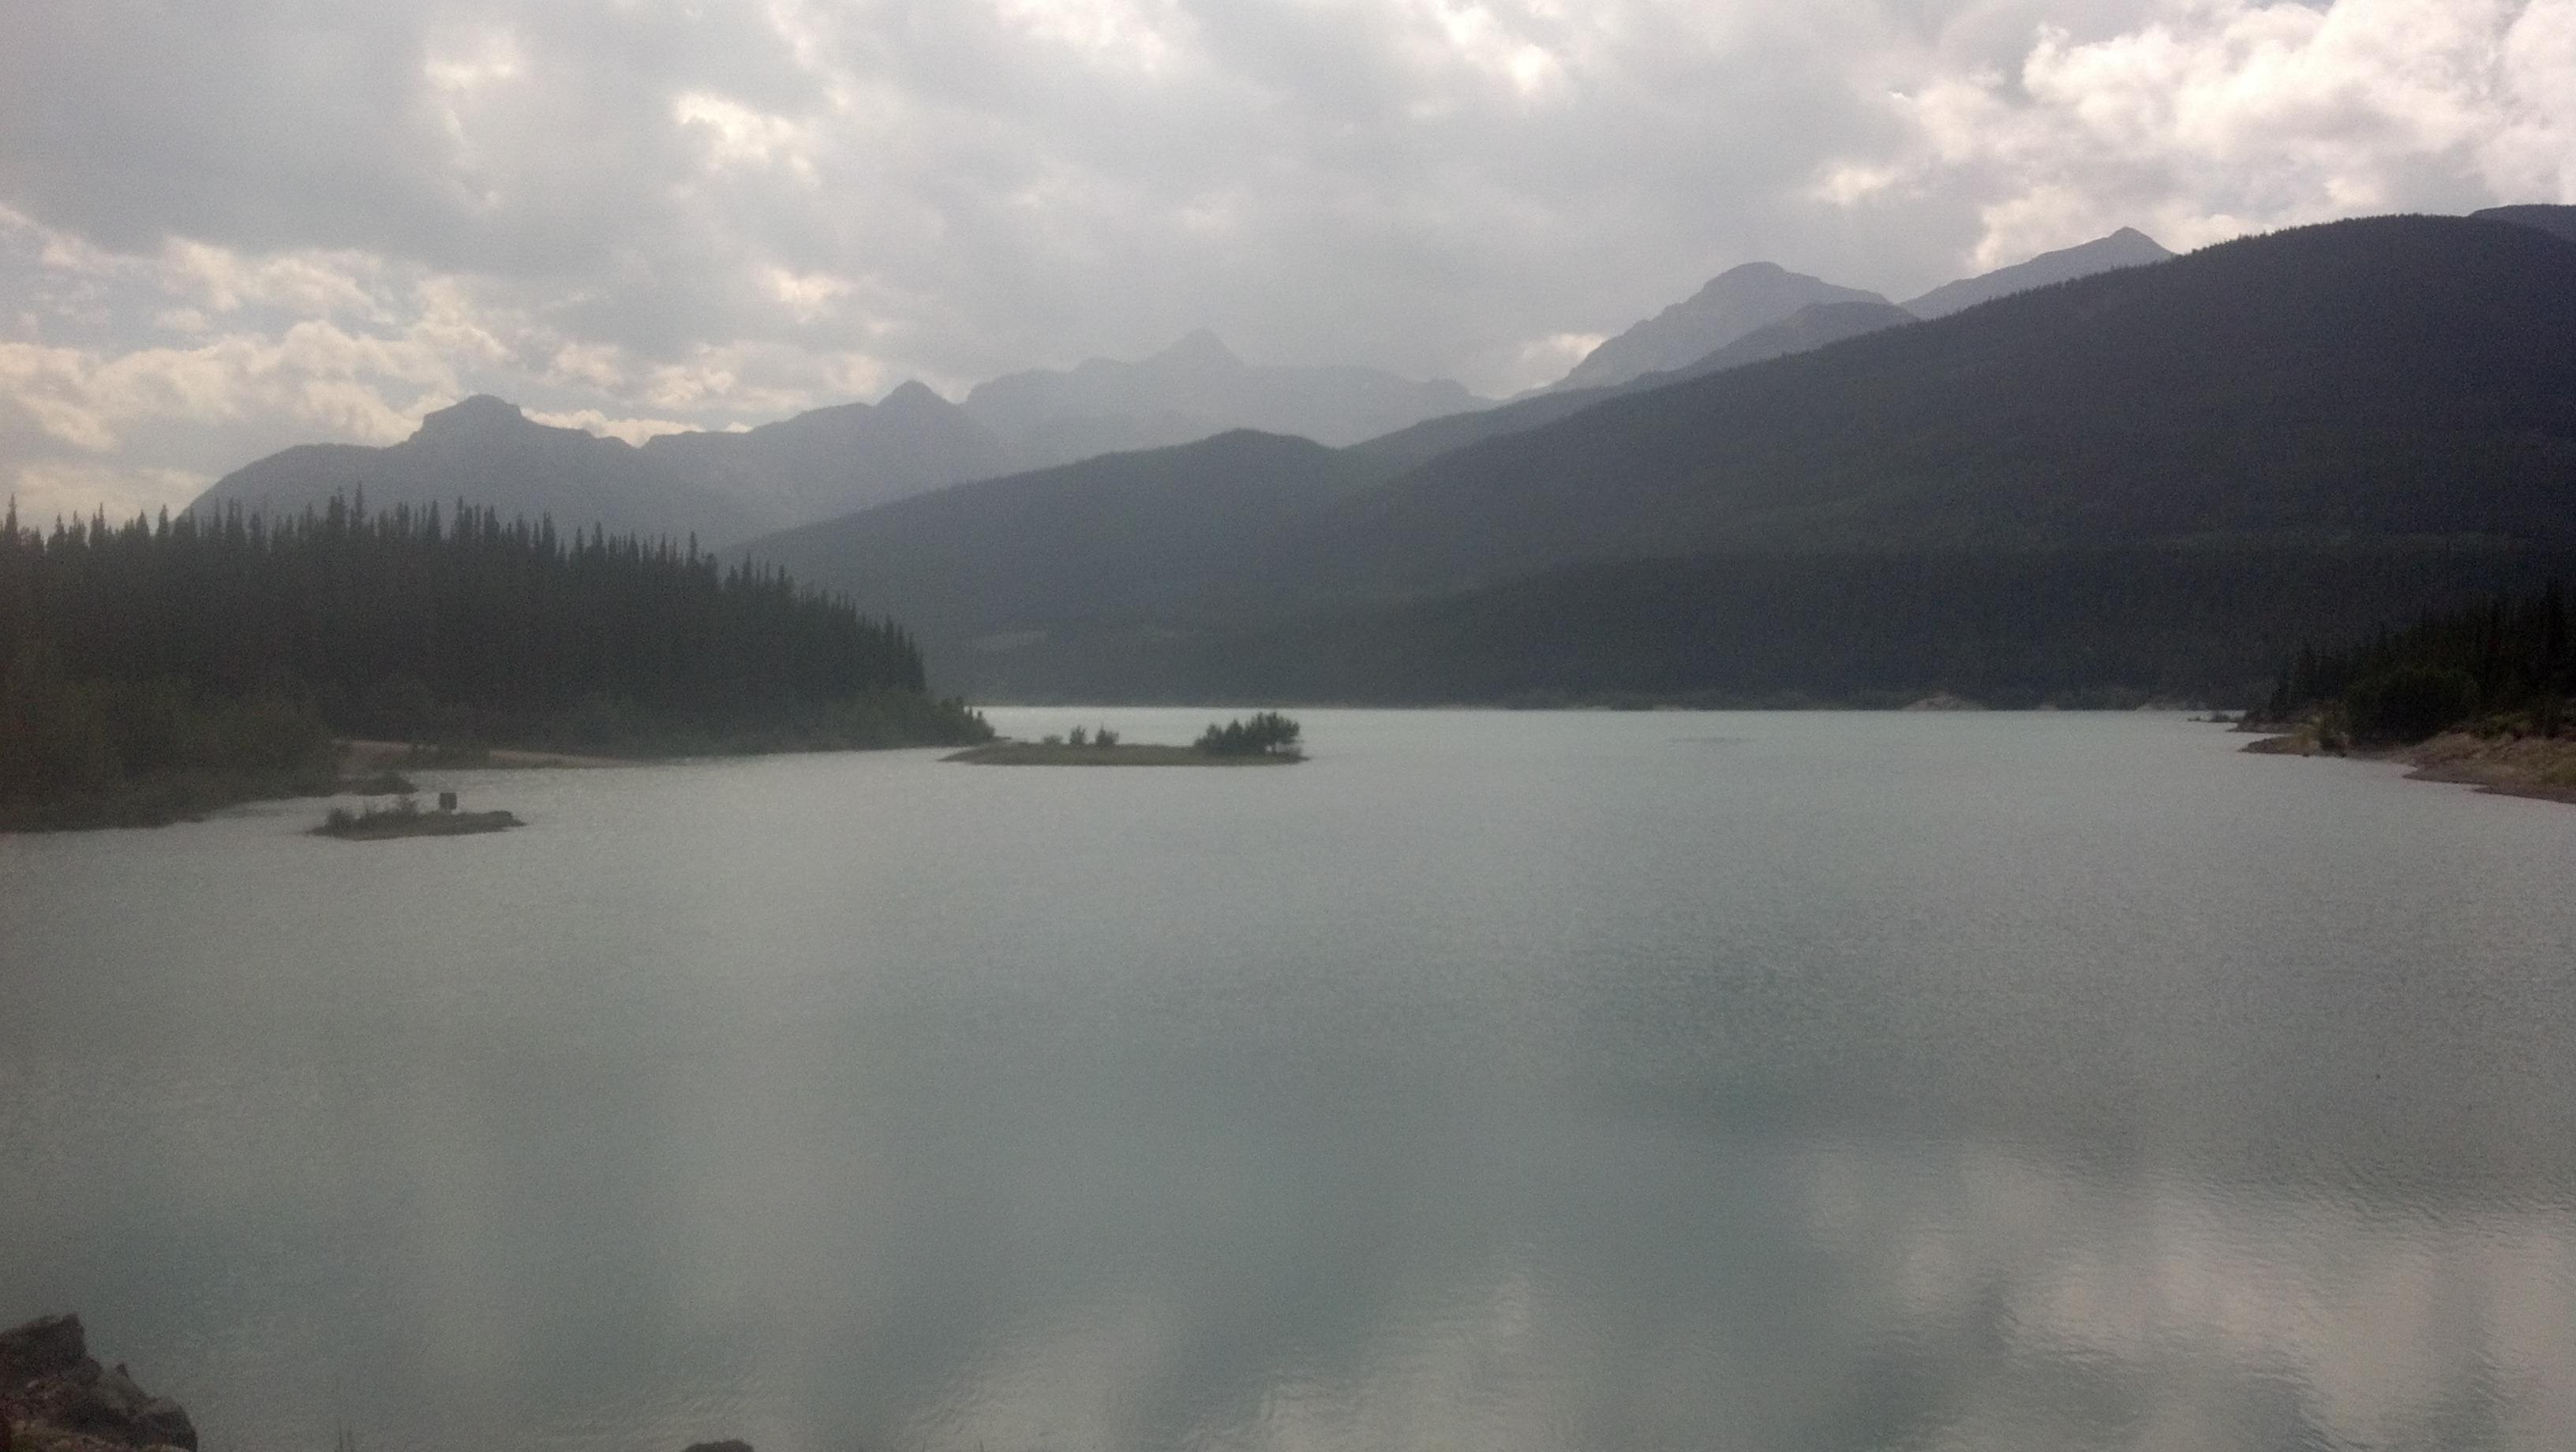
1902,228,2174,319
2474,204,2576,246
960,331,1486,463
745,431,1375,678
1350,299,1916,477
193,396,759,545
641,380,1017,531
1548,263,1887,393
1294,215,2576,597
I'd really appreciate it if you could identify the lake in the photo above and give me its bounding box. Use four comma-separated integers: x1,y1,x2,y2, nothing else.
5,710,2574,1452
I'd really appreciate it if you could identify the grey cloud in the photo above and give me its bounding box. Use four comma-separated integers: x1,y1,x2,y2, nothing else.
2,0,2567,522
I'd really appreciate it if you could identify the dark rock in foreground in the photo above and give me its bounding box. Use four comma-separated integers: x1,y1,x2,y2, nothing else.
1,1314,197,1452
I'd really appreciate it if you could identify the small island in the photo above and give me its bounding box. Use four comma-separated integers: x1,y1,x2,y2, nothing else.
949,713,1306,767
313,795,523,840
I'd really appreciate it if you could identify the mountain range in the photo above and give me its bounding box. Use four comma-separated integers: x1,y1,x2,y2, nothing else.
185,207,2576,705
962,328,1486,458
755,213,2576,704
190,334,1485,544
190,225,2181,547
199,395,766,548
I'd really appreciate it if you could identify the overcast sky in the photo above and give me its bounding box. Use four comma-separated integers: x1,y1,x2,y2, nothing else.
3,0,2570,520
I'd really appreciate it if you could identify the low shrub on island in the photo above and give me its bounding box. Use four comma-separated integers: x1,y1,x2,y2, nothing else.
946,714,1304,766
1196,712,1303,759
316,795,522,840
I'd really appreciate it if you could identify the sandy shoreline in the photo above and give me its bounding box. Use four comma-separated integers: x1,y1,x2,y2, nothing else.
2241,728,2576,805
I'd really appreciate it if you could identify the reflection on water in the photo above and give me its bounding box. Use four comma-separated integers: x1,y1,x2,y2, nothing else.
3,710,2574,1451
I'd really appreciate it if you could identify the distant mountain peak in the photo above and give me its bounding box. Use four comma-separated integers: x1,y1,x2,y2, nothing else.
1548,263,1887,392
1904,228,2174,320
878,379,950,411
1156,328,1241,368
414,394,533,444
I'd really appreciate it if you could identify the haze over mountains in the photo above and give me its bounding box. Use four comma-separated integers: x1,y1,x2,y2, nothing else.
1544,263,1889,394
638,380,1017,536
1900,227,2174,319
199,395,766,548
190,331,1486,545
189,210,2576,705
190,226,2167,545
963,329,1486,458
758,214,2576,704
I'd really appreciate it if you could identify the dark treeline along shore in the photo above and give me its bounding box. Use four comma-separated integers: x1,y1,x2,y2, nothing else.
2260,583,2572,746
0,495,990,829
2242,582,2576,803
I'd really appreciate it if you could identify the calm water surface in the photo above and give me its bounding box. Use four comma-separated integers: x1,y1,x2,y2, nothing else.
5,711,2575,1452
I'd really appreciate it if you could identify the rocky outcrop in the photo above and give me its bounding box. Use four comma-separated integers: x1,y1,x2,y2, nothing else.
0,1315,197,1452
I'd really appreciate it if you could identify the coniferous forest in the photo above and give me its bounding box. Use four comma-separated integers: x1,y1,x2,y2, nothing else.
0,495,990,828
2260,583,2572,747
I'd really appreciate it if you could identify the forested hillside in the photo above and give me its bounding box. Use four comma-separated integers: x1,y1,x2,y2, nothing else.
196,395,763,548
742,215,2576,706
910,547,2570,708
1290,216,2576,597
1,496,987,827
747,430,1377,649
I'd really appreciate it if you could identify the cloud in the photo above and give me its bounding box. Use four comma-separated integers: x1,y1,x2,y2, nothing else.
522,408,702,446
2,0,2567,520
1815,0,2576,267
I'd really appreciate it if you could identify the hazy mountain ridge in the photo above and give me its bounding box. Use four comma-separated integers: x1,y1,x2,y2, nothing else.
1350,299,1919,477
193,333,1486,546
1902,228,2174,319
2474,204,2576,245
638,380,1018,533
192,211,2576,706
1292,215,2576,598
193,395,764,547
1546,263,1888,393
186,226,2166,553
747,214,2576,702
960,329,1488,461
744,430,1372,690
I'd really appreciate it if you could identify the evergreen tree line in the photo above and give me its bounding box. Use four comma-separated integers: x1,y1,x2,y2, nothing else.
956,545,2574,709
1196,713,1302,758
2,493,987,825
3,493,926,716
2262,583,2571,744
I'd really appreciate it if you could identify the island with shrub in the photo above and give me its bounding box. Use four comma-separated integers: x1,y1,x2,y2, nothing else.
313,795,524,840
949,713,1305,766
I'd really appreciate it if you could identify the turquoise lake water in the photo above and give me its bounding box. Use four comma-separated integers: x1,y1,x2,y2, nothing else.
5,710,2574,1450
